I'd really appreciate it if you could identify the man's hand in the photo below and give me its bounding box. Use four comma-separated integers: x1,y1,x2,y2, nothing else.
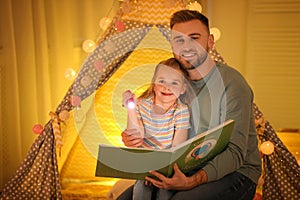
121,129,143,147
145,163,208,190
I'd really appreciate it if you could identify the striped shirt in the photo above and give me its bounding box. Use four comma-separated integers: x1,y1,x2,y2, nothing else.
136,96,190,149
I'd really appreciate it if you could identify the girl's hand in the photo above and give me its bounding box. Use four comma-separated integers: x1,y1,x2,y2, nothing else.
122,90,136,108
121,129,143,147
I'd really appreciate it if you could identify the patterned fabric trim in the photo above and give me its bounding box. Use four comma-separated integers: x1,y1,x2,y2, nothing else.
254,103,300,200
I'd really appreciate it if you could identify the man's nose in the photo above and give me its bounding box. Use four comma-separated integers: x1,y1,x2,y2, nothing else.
182,39,197,51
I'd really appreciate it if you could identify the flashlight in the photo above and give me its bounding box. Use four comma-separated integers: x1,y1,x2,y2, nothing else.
126,97,135,109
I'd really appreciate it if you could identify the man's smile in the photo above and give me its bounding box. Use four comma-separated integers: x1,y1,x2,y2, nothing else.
180,52,197,59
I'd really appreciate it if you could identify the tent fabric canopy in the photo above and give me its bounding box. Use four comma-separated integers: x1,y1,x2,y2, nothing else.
254,103,300,199
1,0,299,199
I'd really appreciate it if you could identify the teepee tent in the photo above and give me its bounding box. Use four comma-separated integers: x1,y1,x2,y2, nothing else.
0,0,299,199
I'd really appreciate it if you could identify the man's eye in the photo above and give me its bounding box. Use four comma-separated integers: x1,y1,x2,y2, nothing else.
191,36,199,40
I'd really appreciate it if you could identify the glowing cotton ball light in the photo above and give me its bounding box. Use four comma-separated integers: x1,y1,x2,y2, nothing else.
99,17,112,30
64,68,77,81
115,21,125,32
59,110,70,122
188,1,202,13
210,27,221,41
70,95,81,107
32,124,44,135
82,39,96,53
260,141,275,155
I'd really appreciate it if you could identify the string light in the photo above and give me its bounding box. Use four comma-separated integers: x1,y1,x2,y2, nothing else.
115,21,125,32
64,68,77,80
188,1,202,13
32,124,44,135
99,17,112,30
260,141,275,155
210,27,221,42
82,39,96,53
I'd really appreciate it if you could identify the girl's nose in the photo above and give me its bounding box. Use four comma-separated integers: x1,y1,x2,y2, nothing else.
162,84,171,91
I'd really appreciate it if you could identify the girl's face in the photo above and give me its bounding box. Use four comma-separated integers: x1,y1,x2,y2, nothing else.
153,65,186,106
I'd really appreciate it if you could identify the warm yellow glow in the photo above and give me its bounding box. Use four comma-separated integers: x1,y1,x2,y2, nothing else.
82,39,96,53
94,49,172,146
59,27,173,181
96,180,118,186
260,141,275,155
64,68,77,81
188,1,202,13
210,27,221,41
99,17,112,30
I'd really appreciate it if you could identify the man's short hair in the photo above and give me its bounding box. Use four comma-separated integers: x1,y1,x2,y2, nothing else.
170,10,210,32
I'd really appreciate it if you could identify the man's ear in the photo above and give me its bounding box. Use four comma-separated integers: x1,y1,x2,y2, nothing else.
208,34,215,49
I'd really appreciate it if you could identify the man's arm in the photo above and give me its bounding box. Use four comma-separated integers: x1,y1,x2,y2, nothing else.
202,75,255,182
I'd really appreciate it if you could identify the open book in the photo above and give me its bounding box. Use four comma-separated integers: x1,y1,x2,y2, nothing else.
95,119,234,180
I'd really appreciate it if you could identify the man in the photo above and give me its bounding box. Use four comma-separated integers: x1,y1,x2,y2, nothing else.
118,10,261,200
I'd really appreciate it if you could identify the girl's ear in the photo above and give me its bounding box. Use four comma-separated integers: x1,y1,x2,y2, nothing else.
180,83,187,95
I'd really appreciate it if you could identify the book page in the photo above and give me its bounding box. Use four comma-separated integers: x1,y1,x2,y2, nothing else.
170,119,234,152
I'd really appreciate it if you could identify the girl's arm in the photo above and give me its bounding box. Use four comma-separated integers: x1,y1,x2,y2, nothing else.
126,105,145,138
172,129,188,147
123,90,145,138
172,104,190,147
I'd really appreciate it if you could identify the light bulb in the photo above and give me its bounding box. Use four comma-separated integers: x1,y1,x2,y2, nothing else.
188,1,202,13
99,17,112,30
260,141,274,155
210,27,221,41
64,68,77,80
82,39,96,53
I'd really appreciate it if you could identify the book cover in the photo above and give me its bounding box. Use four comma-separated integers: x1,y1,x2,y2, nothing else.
95,119,234,180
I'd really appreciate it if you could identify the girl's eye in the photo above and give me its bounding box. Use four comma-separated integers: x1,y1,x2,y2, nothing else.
172,37,184,44
172,82,179,85
158,80,165,84
175,38,184,43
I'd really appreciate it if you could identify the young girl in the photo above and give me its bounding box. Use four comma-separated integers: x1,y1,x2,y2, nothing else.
122,58,191,200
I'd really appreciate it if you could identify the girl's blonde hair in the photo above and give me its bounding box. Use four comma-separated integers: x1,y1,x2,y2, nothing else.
139,58,189,100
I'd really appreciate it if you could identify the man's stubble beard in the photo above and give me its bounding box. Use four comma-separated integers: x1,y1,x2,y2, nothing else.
175,50,209,71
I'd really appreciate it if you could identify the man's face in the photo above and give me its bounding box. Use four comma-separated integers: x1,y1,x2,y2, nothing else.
171,19,214,70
